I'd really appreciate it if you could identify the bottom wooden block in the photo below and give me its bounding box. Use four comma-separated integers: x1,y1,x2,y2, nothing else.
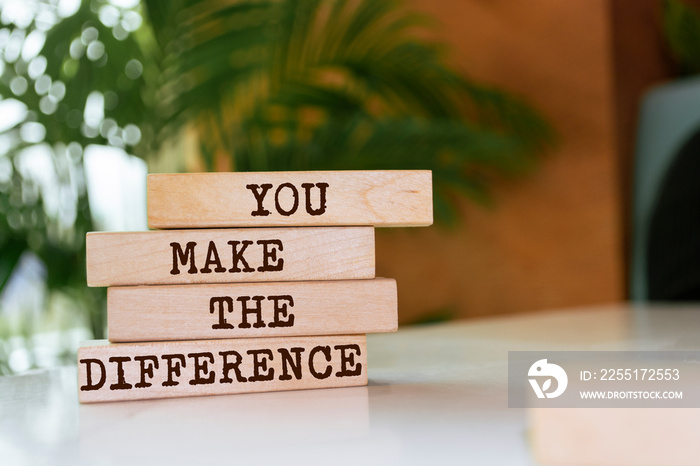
78,335,366,403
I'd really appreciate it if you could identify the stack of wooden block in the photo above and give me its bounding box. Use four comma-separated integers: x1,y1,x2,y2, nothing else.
78,170,432,402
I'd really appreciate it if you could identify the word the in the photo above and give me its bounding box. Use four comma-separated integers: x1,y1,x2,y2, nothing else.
210,295,295,330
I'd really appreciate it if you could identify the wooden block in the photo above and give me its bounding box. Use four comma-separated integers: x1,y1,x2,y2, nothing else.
78,335,367,403
147,170,433,228
108,278,397,342
86,227,374,287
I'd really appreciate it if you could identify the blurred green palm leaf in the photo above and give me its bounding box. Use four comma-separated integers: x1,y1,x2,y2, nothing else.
145,0,554,220
0,0,553,344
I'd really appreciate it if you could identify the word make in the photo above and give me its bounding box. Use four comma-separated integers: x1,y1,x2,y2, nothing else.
170,240,283,275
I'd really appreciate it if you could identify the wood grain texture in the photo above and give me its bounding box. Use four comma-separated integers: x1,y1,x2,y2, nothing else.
107,278,397,342
86,227,375,287
78,335,367,403
147,170,433,228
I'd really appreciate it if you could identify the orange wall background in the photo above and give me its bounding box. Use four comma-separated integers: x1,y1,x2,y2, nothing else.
381,0,626,323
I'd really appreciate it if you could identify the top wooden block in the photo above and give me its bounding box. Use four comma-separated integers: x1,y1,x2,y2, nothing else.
147,170,433,229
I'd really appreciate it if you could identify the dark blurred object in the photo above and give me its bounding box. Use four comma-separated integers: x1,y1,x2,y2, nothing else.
630,78,700,301
631,77,700,301
647,125,700,300
630,0,700,301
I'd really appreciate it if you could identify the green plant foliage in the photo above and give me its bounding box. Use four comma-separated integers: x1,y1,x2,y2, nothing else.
663,0,700,74
0,0,554,363
145,0,554,221
0,0,149,343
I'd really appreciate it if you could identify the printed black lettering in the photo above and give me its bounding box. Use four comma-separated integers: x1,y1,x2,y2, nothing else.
200,241,226,274
162,354,186,387
247,349,275,382
267,295,295,328
301,182,328,216
80,358,106,391
188,352,216,385
170,241,197,275
277,347,304,381
334,344,362,377
210,296,235,329
109,356,133,390
227,240,255,273
237,296,266,328
134,355,159,388
246,183,273,216
309,345,332,379
219,350,247,383
274,183,299,216
257,239,283,272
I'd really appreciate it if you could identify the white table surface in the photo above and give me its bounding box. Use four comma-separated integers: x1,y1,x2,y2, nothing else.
1,303,699,466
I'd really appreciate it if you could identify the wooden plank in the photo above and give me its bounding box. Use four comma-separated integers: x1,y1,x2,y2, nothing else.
108,278,397,342
78,335,367,403
147,170,433,228
86,227,375,287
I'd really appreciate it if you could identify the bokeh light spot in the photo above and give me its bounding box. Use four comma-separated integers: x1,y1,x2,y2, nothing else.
20,122,47,143
86,40,105,61
10,76,28,96
125,58,142,79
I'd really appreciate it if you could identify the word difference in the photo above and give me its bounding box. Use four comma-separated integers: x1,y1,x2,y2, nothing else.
79,344,363,392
